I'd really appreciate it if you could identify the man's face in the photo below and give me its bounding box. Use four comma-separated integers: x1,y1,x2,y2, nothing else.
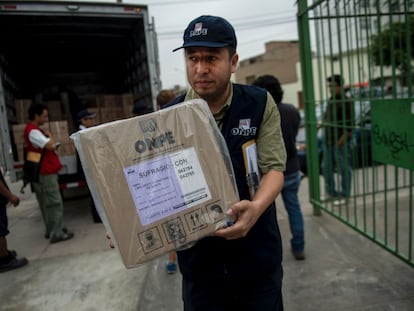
81,117,95,128
328,82,341,96
36,109,49,125
185,47,238,103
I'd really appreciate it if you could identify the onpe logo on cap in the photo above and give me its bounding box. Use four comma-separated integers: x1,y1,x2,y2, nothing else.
190,22,207,37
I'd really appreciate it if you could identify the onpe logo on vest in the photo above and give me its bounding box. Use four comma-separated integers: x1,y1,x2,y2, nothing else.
231,118,257,136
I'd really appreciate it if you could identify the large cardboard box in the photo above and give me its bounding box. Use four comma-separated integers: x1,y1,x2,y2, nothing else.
46,101,63,121
14,99,32,124
56,142,76,157
48,121,70,143
72,100,239,268
11,124,27,145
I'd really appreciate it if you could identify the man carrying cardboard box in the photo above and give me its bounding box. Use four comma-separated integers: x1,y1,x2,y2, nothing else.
167,15,287,311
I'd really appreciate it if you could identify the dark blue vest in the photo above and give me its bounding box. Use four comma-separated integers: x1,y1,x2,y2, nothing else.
169,84,283,281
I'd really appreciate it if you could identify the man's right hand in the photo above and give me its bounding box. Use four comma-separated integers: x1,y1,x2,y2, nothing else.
106,232,115,249
8,194,20,207
44,130,52,137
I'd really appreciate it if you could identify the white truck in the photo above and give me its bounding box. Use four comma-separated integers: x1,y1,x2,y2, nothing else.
0,1,161,191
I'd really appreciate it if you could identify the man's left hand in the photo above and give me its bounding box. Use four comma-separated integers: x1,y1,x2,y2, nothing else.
214,200,261,240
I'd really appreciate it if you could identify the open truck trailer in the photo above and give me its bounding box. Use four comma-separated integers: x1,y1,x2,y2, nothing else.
0,1,161,194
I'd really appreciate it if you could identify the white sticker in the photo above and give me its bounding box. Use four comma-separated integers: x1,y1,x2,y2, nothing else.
124,147,211,225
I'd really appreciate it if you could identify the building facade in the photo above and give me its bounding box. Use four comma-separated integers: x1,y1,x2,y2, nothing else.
235,41,301,107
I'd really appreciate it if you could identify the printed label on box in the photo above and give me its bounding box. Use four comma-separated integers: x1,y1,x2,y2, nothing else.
124,146,212,225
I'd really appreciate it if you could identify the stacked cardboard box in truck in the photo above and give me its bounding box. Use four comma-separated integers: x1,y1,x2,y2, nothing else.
0,1,160,183
12,121,75,162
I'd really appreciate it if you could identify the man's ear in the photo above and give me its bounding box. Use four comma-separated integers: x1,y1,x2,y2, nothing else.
231,53,239,72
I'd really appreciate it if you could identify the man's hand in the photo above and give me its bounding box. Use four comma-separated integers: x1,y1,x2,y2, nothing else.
337,135,344,147
44,130,52,138
8,193,20,207
214,170,283,240
214,200,262,240
106,232,115,249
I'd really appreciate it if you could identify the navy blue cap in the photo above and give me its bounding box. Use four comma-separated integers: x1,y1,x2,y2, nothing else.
173,15,237,52
77,109,96,121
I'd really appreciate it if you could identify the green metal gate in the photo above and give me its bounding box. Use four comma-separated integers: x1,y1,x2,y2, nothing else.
297,0,414,267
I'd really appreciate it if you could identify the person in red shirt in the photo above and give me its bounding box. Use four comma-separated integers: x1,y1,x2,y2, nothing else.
24,103,73,243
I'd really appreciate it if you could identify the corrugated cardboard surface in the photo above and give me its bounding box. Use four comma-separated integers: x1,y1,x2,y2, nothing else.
74,99,239,268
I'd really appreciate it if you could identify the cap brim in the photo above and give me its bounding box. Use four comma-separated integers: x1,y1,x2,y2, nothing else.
79,113,96,120
172,42,230,52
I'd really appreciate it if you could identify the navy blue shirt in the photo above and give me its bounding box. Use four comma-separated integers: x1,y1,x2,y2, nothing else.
277,102,301,175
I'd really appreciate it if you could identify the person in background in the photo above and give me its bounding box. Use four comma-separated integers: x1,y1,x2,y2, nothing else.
252,75,305,260
0,169,28,273
156,89,179,274
156,89,176,110
166,15,286,310
322,74,353,206
24,103,74,243
76,109,101,223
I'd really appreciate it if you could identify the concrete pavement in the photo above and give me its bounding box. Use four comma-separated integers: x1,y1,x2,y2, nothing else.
1,176,414,310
